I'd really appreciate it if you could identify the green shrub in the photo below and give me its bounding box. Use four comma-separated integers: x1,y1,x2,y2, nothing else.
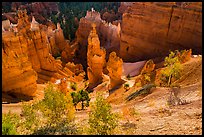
79,90,90,110
21,83,77,135
2,112,20,135
161,51,183,87
70,82,77,91
123,83,130,91
71,89,90,110
88,93,118,135
144,74,151,83
71,92,80,110
21,102,40,133
135,82,141,87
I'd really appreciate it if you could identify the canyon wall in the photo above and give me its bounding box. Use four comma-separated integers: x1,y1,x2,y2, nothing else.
120,2,202,62
2,32,37,97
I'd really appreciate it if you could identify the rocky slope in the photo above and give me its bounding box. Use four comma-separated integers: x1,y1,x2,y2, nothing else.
119,2,202,62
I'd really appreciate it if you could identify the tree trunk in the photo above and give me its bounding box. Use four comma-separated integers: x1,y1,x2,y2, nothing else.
81,101,84,110
168,73,172,87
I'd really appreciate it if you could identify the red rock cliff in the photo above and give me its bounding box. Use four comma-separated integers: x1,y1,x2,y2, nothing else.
2,32,37,97
119,2,202,62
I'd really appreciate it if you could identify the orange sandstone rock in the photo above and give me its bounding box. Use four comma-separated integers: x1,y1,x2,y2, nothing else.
134,59,156,87
120,2,202,62
2,31,37,97
87,23,106,88
2,9,86,100
140,59,155,75
75,9,120,68
178,49,192,63
107,52,124,89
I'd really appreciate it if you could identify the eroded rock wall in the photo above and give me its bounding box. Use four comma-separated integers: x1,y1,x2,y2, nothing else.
2,32,37,97
120,2,202,62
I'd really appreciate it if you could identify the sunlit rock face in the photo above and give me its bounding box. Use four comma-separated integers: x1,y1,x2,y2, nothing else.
107,52,124,90
2,9,85,91
2,10,38,97
47,23,75,61
87,23,106,89
119,2,202,62
75,9,121,68
2,31,37,97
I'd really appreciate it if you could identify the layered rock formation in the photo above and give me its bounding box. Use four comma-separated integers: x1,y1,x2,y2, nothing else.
47,23,70,58
134,59,156,87
11,2,58,24
120,2,202,62
2,10,85,88
87,23,106,88
26,16,83,84
47,22,78,63
2,31,37,97
107,52,124,89
75,9,121,68
118,2,134,15
3,2,58,29
50,62,85,83
17,9,31,34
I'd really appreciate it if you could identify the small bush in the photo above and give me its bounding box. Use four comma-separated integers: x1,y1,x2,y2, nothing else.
70,82,77,91
135,82,141,87
2,112,20,135
79,90,90,110
71,92,80,110
160,50,183,87
21,102,40,133
88,93,119,135
71,89,90,110
127,74,131,80
124,83,130,91
144,74,151,83
21,83,77,135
